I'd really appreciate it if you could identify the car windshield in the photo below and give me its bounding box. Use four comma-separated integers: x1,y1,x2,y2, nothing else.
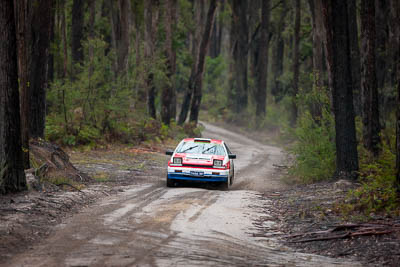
176,141,225,155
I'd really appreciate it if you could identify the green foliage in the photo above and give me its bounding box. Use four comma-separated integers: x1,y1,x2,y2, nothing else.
289,88,336,183
259,96,292,132
340,144,399,217
77,126,101,145
92,172,109,182
202,55,230,121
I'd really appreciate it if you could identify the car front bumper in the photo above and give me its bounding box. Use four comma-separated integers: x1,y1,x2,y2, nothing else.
167,167,229,182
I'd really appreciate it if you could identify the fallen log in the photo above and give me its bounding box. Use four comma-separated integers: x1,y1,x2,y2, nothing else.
283,229,335,238
289,229,394,243
350,230,393,237
289,232,350,243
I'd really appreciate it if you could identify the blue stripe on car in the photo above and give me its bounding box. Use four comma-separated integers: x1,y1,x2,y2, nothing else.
167,173,228,182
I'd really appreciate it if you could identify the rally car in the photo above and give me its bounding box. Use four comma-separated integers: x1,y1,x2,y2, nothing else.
166,138,236,189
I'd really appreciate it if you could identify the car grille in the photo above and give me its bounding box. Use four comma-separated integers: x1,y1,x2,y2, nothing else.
182,164,213,168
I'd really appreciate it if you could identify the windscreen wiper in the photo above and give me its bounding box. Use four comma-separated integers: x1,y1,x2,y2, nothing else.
180,145,199,153
202,145,216,154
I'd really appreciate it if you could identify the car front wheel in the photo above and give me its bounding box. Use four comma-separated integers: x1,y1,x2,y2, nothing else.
166,177,175,187
221,177,230,190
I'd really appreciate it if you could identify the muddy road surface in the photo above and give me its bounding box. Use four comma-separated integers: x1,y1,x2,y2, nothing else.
5,122,360,267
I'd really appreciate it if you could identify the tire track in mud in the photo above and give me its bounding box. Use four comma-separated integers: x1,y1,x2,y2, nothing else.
201,121,287,192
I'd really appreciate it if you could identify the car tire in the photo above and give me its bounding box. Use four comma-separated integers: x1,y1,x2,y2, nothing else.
230,168,234,185
166,177,175,187
221,177,230,190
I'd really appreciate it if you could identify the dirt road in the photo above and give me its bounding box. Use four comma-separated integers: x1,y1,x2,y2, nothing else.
5,122,360,266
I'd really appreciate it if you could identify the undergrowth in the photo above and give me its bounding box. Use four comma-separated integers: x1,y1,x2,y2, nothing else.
46,33,201,148
288,87,336,183
339,141,400,218
45,116,201,147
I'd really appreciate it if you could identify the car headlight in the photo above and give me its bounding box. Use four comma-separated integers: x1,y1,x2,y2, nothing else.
213,159,223,168
173,157,182,165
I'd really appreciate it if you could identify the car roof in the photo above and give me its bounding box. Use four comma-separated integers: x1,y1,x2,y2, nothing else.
183,138,223,144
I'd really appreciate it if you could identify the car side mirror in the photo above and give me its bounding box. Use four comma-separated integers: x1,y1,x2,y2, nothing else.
228,154,236,159
166,150,174,156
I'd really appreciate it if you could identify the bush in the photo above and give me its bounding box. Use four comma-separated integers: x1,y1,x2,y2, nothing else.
289,88,336,183
340,143,399,217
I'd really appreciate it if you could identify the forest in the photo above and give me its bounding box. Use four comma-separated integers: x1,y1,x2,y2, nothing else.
0,0,400,216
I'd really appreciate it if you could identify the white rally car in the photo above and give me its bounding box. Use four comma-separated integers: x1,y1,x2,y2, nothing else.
166,138,236,189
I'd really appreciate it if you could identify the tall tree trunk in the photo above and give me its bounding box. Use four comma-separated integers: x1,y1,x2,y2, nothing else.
178,0,204,125
215,0,225,57
254,0,270,123
392,0,400,193
347,0,362,116
375,0,388,91
170,0,178,122
29,0,54,138
132,0,144,100
209,3,220,59
14,0,31,169
397,40,400,192
48,6,55,83
361,0,381,156
88,0,96,77
189,0,218,124
322,0,359,179
308,0,326,121
110,0,132,75
249,0,261,82
389,0,399,89
271,2,288,102
375,0,390,119
291,0,301,126
231,0,249,114
84,0,96,123
0,0,27,194
60,1,69,130
309,0,326,91
71,0,84,66
61,0,68,79
161,0,177,125
210,21,217,58
117,0,131,74
144,0,159,119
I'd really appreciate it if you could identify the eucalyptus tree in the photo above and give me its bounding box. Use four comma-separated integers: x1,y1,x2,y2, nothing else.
322,0,359,179
360,0,381,156
230,0,249,114
161,0,177,125
291,0,301,126
189,0,218,124
0,0,27,194
14,0,31,169
254,0,271,122
71,0,84,66
347,0,362,115
144,0,159,119
29,0,54,138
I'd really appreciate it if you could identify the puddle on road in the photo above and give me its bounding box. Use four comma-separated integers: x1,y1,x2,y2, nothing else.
90,235,121,245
